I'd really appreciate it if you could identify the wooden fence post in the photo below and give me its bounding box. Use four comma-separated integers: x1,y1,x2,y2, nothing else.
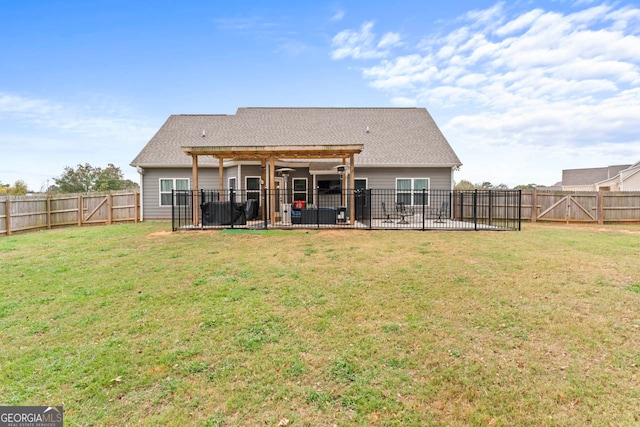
46,197,52,229
5,198,11,236
107,194,113,225
597,190,604,225
531,189,537,223
78,195,83,227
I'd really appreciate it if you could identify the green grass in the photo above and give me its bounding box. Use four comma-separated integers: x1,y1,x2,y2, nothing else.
1,222,640,426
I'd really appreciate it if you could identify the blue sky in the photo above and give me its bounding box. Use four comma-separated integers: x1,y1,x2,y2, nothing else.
1,0,639,191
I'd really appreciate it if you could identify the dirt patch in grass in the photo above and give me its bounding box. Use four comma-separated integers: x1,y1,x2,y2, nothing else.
147,230,173,237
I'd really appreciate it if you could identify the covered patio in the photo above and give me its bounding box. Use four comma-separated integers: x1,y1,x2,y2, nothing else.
181,144,364,227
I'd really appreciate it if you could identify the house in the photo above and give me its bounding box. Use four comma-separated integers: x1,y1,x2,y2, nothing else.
594,161,640,191
130,107,462,220
561,163,635,191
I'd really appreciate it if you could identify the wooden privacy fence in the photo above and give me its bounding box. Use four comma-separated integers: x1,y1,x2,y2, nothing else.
0,191,140,236
521,190,640,224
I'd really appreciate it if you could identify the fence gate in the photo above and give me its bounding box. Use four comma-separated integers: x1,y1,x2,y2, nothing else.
536,193,597,222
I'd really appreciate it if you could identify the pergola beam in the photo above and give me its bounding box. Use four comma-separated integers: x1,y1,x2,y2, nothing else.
182,144,363,160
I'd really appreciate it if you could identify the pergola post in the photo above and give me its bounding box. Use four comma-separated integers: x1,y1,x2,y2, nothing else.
192,154,199,226
349,153,355,224
218,158,224,197
340,158,347,207
269,156,276,224
261,159,267,221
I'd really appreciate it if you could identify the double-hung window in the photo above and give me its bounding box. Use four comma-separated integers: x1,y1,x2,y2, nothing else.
292,178,308,202
396,178,429,206
160,178,190,206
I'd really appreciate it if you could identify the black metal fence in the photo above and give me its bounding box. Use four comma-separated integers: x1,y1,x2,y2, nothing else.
172,189,521,231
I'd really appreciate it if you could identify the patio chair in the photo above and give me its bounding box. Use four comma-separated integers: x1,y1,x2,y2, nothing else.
396,202,414,224
381,202,394,223
434,201,448,223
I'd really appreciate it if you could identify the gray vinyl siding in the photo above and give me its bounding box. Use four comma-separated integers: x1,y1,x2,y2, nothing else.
141,167,220,220
141,165,453,220
354,167,453,190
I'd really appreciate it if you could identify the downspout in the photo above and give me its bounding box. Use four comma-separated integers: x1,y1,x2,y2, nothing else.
451,167,455,191
136,166,144,221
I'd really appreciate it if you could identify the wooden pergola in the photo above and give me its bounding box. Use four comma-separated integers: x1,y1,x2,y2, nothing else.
181,144,364,226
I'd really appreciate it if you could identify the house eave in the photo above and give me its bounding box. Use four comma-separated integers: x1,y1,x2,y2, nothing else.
132,161,462,169
356,163,462,168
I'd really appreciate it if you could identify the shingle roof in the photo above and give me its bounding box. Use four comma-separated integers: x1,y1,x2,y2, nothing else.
562,164,631,186
130,107,462,167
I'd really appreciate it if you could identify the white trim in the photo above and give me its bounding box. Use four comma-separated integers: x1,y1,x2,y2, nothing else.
159,178,190,207
228,176,237,190
245,176,261,204
292,177,308,201
355,163,462,168
396,177,430,206
137,167,144,221
354,177,368,190
133,162,462,169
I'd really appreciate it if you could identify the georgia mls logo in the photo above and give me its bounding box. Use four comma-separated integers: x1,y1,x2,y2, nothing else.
0,406,63,427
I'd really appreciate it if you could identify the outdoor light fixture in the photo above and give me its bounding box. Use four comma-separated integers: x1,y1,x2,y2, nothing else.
276,167,296,178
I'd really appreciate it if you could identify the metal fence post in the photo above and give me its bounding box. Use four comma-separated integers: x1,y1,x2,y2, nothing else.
488,190,493,227
422,188,426,231
200,190,204,230
518,190,522,231
367,189,372,230
263,188,268,230
473,189,478,231
229,188,234,230
171,190,176,231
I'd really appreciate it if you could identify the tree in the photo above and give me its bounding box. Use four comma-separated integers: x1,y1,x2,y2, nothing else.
513,183,538,190
454,180,512,190
0,180,28,196
454,180,476,190
53,163,137,193
94,164,126,191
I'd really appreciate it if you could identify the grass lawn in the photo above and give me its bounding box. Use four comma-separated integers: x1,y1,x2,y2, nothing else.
1,222,639,426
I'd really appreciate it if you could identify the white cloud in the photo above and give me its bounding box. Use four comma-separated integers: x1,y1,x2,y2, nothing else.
378,32,402,49
331,9,346,22
331,21,402,60
331,2,640,185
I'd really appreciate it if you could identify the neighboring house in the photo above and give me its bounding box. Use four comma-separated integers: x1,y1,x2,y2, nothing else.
594,161,640,191
130,107,462,220
561,164,631,191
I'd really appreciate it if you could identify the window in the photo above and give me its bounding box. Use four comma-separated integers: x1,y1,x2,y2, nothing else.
228,177,237,190
396,178,429,205
160,178,189,206
292,178,307,202
413,179,429,205
354,178,367,191
246,177,261,202
318,179,341,195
